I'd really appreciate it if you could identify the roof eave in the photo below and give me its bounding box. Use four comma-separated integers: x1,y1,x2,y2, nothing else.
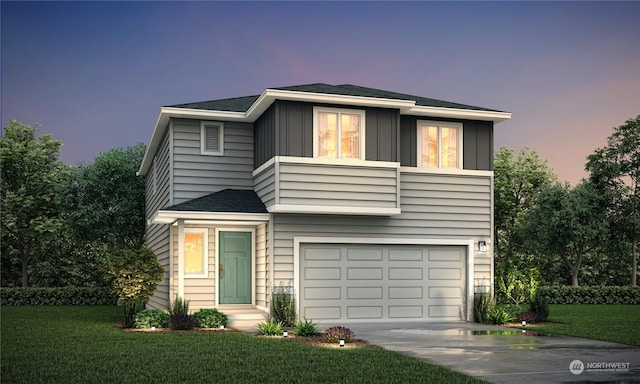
150,210,270,224
404,105,512,124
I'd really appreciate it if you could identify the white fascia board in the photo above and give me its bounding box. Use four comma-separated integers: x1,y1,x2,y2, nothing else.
404,105,512,124
267,204,401,216
151,210,270,224
161,107,247,122
246,89,416,121
138,112,170,175
400,166,493,177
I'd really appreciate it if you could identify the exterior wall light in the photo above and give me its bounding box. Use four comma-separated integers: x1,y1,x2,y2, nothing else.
478,241,487,253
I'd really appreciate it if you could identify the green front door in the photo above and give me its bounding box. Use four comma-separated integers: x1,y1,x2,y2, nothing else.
219,231,252,304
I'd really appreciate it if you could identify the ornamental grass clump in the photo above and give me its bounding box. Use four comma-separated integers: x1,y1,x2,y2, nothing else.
323,326,354,343
294,317,319,336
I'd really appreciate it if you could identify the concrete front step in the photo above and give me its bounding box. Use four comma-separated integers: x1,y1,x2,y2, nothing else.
217,306,269,332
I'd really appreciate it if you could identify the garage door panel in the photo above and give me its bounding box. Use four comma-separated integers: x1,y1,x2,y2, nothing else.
389,267,423,280
304,267,341,280
347,248,383,261
347,306,383,319
389,249,423,261
428,286,462,299
389,286,423,299
428,267,462,280
300,244,466,322
389,305,423,318
347,286,383,299
347,267,383,280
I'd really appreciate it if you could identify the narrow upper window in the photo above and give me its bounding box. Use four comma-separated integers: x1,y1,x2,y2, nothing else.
184,228,208,277
201,121,224,156
417,121,462,168
313,107,365,160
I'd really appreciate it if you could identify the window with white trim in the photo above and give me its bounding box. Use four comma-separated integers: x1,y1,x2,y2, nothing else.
184,228,208,277
313,107,365,160
201,121,224,156
417,121,462,168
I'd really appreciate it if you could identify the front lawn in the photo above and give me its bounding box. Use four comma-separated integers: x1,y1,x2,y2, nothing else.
1,306,487,384
524,304,640,346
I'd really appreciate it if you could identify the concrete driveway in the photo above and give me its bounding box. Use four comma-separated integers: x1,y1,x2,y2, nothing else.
342,321,640,384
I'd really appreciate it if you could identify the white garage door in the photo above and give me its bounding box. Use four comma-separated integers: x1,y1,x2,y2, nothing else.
299,244,466,321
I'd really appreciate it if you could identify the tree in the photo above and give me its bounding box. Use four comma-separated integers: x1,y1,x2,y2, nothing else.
0,120,69,287
60,143,146,247
527,181,608,286
586,115,640,286
494,147,556,266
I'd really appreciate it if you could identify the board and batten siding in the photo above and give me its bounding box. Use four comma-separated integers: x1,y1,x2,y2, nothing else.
172,118,254,204
270,170,493,290
146,131,171,310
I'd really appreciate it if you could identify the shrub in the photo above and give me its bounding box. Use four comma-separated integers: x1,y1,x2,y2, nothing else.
0,287,117,306
323,326,354,343
516,311,541,324
168,297,190,316
529,292,550,321
257,317,284,336
168,314,198,330
272,290,296,327
473,293,495,324
496,262,540,305
294,317,319,336
537,286,640,304
489,308,515,325
193,308,228,328
500,304,526,319
134,309,169,329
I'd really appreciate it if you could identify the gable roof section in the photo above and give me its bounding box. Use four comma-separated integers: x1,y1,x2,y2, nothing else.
139,83,511,175
150,189,269,224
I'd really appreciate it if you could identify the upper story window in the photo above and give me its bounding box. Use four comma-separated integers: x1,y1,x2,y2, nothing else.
313,107,365,160
201,121,224,156
417,120,462,168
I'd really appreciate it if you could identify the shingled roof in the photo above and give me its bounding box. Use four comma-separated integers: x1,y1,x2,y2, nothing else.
167,83,504,113
164,189,267,214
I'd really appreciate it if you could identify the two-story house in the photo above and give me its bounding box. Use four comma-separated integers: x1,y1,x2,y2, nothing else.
138,83,511,327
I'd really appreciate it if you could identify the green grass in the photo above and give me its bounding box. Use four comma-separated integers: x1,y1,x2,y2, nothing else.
525,304,640,346
1,306,487,384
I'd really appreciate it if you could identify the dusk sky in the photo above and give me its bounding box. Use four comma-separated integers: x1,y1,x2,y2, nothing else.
2,1,639,185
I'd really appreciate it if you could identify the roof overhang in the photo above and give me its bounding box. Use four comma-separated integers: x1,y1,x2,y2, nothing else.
138,88,511,175
149,210,270,225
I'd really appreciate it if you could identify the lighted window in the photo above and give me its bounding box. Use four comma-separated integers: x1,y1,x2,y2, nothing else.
184,229,208,277
417,121,462,168
314,107,365,160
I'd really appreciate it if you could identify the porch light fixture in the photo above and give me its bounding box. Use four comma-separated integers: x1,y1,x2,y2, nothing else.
283,330,288,337
478,241,487,253
339,338,345,347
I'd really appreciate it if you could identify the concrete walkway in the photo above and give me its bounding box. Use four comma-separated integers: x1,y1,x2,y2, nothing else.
341,321,640,384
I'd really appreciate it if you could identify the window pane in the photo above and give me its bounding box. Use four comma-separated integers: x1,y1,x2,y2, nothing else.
441,127,458,167
185,233,204,274
340,114,360,158
318,112,338,157
421,125,438,167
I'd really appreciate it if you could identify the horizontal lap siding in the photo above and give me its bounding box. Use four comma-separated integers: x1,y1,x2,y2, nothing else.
253,163,276,207
172,118,254,204
147,132,171,310
271,172,492,285
278,163,399,209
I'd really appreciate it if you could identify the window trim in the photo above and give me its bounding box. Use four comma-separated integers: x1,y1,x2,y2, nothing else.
312,106,366,160
182,228,209,278
416,120,463,169
200,121,224,156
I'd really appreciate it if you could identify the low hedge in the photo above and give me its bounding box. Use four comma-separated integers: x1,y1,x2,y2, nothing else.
0,287,117,306
538,286,640,304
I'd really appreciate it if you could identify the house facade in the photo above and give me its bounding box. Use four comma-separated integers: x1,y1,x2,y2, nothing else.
138,84,511,325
